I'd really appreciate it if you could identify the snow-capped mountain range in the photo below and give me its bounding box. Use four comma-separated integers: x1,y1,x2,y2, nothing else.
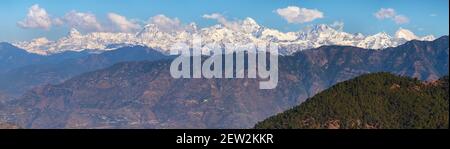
14,18,435,55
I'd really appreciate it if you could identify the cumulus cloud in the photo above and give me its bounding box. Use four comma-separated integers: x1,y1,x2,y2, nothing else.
52,18,64,26
17,4,52,29
62,11,103,31
202,13,241,30
374,8,396,19
393,15,410,24
148,14,185,32
17,4,144,33
374,8,409,24
203,13,224,21
107,13,141,32
17,4,104,31
275,6,324,24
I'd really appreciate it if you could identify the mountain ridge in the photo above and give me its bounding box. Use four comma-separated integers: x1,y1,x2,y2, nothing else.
0,45,171,96
1,36,447,128
14,21,437,55
1,36,446,97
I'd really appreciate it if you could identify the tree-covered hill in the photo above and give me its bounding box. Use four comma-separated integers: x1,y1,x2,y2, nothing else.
255,73,449,129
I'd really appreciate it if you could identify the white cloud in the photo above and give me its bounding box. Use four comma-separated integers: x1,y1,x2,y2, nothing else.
107,13,141,32
429,14,437,17
62,11,103,31
202,13,241,30
17,4,52,29
374,8,409,24
374,8,396,19
202,13,228,23
275,6,324,24
17,5,148,33
52,18,64,26
393,15,410,24
148,14,185,32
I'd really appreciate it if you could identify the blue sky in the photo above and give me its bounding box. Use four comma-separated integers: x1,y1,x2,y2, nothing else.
0,0,448,42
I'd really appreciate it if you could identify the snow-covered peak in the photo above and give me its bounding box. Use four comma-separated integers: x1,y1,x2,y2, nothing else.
242,18,258,27
240,17,263,36
261,29,298,41
395,28,436,41
186,22,198,33
308,24,336,33
14,37,52,55
32,37,51,44
13,18,438,55
420,35,436,41
68,28,82,38
137,24,159,35
298,24,342,40
242,18,260,29
395,28,418,40
354,33,365,39
373,32,391,38
357,32,397,50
